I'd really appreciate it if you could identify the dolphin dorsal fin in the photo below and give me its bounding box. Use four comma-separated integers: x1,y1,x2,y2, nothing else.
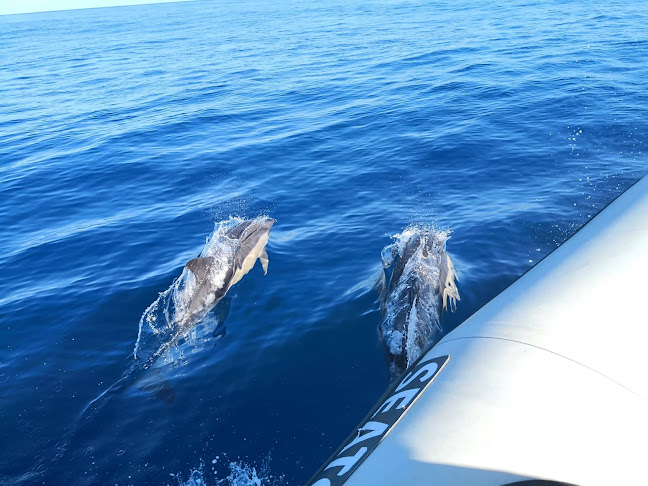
185,256,215,281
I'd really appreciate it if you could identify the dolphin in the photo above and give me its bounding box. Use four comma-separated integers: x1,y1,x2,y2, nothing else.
378,226,459,378
78,218,275,445
180,217,275,326
133,216,275,361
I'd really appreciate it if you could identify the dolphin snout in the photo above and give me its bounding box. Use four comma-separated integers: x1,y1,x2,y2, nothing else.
259,217,276,229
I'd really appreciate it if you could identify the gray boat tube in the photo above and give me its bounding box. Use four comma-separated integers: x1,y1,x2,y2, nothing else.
308,174,648,486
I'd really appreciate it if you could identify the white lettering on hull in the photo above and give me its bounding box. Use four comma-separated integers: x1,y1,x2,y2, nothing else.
307,355,450,486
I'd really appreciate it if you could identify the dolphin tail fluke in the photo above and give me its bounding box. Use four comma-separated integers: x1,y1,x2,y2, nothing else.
260,249,269,275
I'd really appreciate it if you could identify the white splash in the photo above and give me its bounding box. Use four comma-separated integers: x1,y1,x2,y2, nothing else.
133,217,246,365
219,462,264,486
173,458,283,486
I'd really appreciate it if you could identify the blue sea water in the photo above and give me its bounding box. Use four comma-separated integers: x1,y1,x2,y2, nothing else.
0,0,646,484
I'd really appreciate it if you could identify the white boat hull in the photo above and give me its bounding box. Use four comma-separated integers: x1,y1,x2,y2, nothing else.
310,175,648,485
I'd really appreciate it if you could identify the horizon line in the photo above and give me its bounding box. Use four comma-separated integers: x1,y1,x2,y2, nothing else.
0,0,195,17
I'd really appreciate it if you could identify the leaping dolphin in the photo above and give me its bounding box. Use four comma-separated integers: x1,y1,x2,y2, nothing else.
180,217,275,326
378,226,459,379
134,216,275,361
78,217,275,446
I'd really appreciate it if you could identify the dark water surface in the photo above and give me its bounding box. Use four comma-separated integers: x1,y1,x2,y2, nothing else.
1,0,646,484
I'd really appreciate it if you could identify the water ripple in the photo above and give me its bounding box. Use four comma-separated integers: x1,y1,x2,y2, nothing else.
0,0,646,484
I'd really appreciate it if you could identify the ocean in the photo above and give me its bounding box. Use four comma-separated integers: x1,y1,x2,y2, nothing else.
0,0,646,484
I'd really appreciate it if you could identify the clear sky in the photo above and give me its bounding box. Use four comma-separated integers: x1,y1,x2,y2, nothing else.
0,0,193,16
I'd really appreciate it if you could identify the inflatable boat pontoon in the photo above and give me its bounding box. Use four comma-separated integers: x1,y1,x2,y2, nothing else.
309,175,648,486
